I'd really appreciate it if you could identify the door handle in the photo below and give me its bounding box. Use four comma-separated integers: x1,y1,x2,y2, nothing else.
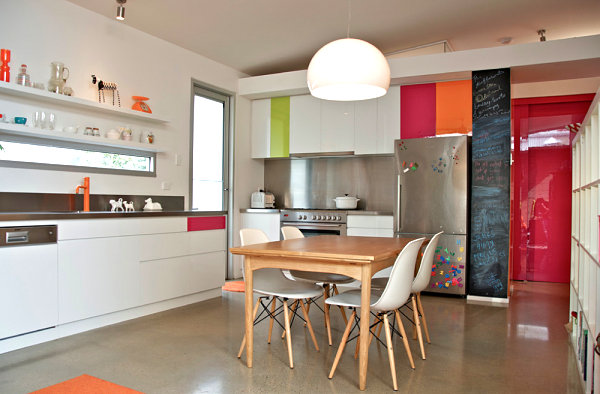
396,175,401,232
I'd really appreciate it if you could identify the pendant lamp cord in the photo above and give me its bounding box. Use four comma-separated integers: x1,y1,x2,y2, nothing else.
347,0,351,38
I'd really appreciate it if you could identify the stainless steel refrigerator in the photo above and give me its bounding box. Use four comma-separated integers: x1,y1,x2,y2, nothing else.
393,136,470,295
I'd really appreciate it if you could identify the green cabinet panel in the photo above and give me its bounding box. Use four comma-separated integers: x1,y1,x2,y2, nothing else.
270,97,290,157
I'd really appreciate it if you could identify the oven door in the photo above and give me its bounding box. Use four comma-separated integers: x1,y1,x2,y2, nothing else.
281,222,346,237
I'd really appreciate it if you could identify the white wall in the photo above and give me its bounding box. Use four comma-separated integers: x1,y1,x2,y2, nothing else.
512,77,600,99
0,0,249,205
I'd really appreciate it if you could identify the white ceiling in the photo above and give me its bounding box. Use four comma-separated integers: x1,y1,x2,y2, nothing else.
66,0,600,77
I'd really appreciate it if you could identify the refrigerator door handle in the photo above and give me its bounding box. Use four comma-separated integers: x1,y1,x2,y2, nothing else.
396,175,401,232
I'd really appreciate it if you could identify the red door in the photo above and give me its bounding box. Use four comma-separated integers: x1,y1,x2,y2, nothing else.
511,95,593,283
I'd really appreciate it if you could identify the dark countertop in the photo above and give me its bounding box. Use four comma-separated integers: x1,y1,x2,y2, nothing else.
0,210,224,221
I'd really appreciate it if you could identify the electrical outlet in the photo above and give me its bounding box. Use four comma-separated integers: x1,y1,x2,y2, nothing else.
174,154,182,166
161,181,171,190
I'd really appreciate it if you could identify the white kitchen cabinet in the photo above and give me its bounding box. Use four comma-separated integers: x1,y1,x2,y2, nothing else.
347,215,394,238
289,95,321,154
321,100,355,152
354,85,400,155
251,98,271,158
58,236,141,324
241,212,280,241
354,98,379,155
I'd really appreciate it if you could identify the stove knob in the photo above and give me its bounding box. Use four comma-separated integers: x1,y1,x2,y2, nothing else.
336,216,341,221
312,215,316,220
303,215,307,220
317,215,322,220
326,216,331,220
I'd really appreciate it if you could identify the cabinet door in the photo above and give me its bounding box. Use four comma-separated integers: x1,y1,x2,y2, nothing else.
241,213,280,241
354,98,378,155
377,85,400,154
290,95,321,154
251,98,271,158
58,237,140,324
321,100,355,153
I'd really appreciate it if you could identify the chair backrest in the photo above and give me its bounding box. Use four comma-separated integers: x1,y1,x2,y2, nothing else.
281,226,304,240
240,228,270,246
239,228,288,285
371,237,425,312
412,231,443,293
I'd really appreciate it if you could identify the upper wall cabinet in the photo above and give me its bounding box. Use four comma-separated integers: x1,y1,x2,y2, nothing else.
250,97,290,158
355,85,400,155
320,100,355,153
289,95,320,154
250,86,400,158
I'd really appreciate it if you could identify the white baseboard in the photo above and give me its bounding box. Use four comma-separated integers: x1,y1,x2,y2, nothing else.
467,294,510,306
0,288,221,355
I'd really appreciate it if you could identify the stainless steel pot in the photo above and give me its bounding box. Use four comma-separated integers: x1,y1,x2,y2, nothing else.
333,194,360,209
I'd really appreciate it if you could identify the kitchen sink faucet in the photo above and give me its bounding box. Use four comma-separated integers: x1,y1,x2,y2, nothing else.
75,177,90,212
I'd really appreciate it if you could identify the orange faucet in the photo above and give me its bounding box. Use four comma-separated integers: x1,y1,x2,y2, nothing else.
75,177,90,212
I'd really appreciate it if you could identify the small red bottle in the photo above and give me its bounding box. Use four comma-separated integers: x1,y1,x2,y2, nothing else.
0,49,11,82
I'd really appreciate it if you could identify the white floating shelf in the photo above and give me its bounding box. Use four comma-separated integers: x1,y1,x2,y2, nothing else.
0,123,162,153
0,81,169,124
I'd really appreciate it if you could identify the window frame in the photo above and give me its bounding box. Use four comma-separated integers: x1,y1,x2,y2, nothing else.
0,133,156,177
189,83,231,212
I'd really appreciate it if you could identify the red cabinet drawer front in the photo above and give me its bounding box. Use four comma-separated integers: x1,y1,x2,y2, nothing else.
187,216,226,231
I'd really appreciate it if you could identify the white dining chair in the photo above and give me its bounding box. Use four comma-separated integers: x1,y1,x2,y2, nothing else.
370,231,443,359
281,226,354,346
325,237,425,391
237,228,323,369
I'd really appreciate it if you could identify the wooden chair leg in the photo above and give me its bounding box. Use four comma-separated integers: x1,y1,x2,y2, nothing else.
332,284,348,325
299,300,319,351
283,299,294,369
394,310,415,369
329,309,356,379
412,295,426,360
417,292,431,344
238,298,261,358
267,297,277,344
323,285,332,346
354,334,360,359
281,300,299,340
383,313,398,391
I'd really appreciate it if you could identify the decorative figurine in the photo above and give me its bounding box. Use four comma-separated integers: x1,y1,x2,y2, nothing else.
143,198,162,211
123,200,135,212
92,74,121,107
109,198,125,212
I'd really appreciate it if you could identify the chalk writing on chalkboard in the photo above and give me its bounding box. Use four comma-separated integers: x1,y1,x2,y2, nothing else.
469,68,511,298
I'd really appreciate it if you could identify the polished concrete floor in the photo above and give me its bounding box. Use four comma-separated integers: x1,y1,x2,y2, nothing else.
0,282,583,393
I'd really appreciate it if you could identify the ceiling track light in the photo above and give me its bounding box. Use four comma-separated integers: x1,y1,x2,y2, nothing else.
116,0,126,21
537,29,546,42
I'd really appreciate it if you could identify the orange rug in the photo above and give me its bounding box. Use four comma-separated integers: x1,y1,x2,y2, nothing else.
30,374,142,394
222,280,245,292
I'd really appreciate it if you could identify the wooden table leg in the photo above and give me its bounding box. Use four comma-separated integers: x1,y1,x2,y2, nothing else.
359,264,371,390
244,257,254,368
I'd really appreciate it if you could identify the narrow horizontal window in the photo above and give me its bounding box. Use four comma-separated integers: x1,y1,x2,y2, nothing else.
0,137,155,176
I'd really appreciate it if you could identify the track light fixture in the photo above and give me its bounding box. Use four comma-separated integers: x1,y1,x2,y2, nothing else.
116,0,126,21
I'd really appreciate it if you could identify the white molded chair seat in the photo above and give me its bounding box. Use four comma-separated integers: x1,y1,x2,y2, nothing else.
325,237,425,390
281,226,353,346
368,231,443,360
238,228,323,369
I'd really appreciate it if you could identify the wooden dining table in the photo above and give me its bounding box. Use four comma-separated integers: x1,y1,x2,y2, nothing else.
229,235,419,391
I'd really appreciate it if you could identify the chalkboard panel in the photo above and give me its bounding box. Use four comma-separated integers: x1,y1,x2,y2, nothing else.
469,68,511,298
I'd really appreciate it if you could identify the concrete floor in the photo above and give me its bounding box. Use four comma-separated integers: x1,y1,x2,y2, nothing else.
0,281,583,393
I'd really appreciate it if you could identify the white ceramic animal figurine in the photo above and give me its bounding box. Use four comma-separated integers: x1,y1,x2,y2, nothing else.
109,198,125,212
123,201,135,212
143,198,162,211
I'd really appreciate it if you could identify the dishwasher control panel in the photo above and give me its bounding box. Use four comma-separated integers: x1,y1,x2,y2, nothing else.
0,225,57,247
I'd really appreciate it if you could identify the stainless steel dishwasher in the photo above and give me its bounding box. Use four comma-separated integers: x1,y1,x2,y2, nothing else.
0,225,58,340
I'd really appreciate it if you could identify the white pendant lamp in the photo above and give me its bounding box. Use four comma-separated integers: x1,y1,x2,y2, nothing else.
307,38,390,101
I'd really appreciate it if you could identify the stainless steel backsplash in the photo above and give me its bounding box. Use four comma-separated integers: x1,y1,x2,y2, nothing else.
264,155,395,210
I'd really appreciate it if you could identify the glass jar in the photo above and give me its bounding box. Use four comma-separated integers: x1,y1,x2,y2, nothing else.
16,64,31,87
